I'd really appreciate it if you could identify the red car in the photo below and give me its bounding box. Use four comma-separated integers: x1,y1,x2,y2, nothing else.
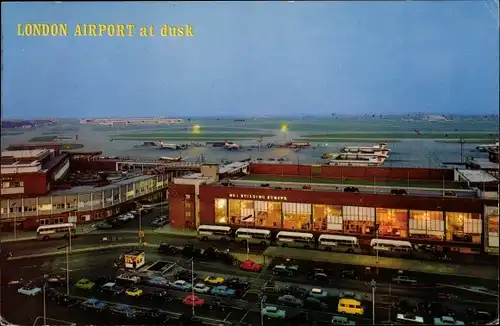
240,259,261,272
183,295,205,307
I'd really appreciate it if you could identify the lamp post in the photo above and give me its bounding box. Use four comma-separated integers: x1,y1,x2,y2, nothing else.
58,244,71,296
375,223,380,263
191,259,195,317
43,282,47,326
370,279,376,325
246,241,250,261
260,295,267,326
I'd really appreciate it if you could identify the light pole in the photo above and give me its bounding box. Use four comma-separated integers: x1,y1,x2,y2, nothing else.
58,244,71,296
138,209,143,245
43,282,47,326
68,226,72,252
260,295,267,326
370,279,376,325
375,224,379,263
246,241,249,261
191,259,195,317
388,284,392,322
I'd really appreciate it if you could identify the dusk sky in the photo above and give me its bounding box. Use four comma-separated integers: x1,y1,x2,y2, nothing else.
2,1,499,118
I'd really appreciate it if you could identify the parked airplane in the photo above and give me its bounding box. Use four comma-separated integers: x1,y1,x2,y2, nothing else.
159,156,187,162
224,141,240,150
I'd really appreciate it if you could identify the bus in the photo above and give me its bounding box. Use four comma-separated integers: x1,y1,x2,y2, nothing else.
197,225,232,241
37,223,76,241
276,231,314,248
317,234,360,253
235,228,272,246
370,239,414,257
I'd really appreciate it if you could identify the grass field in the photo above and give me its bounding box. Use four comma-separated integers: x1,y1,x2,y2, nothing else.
1,131,24,136
113,132,275,141
241,175,463,189
296,138,401,143
300,132,499,140
29,136,73,142
59,143,84,150
434,139,498,144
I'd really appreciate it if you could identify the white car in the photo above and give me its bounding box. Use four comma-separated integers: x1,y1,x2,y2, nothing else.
117,273,141,283
18,284,42,296
193,283,210,294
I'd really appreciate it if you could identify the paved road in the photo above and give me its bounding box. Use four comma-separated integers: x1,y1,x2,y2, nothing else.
1,249,497,325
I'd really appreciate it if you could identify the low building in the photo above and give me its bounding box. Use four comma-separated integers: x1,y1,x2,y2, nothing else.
1,148,70,196
79,118,184,126
0,147,169,230
168,163,499,254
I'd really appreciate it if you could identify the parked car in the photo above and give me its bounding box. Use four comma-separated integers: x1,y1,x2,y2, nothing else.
125,287,143,297
303,297,328,311
224,278,250,291
309,287,328,299
146,290,173,302
204,276,224,285
170,280,192,291
53,294,80,307
147,276,170,287
18,284,42,296
158,243,180,255
338,291,362,301
45,275,67,286
272,265,294,276
210,285,235,297
193,283,211,294
183,295,205,307
262,306,286,319
207,298,232,312
433,316,464,325
110,304,136,319
277,294,303,307
391,189,407,195
465,308,493,324
340,269,359,279
100,282,124,295
75,278,95,290
331,315,356,325
239,259,262,272
116,273,141,283
308,268,331,281
392,275,417,285
95,222,114,230
344,187,359,193
81,298,107,312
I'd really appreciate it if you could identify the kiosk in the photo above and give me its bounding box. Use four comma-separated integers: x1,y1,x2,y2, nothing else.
124,249,145,269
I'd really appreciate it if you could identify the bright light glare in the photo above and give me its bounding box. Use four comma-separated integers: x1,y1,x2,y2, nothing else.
192,124,201,134
281,124,288,132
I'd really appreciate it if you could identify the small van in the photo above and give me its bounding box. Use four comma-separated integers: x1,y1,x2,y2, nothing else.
337,298,364,316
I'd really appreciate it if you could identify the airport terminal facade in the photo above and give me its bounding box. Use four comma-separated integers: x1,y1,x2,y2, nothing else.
169,164,499,254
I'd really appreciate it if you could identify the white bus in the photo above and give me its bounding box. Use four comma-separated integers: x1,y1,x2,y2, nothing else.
235,228,272,246
37,223,76,241
317,234,360,253
197,225,232,241
370,239,414,256
276,231,314,248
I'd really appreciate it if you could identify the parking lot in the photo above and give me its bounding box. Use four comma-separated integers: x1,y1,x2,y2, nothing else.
1,241,497,325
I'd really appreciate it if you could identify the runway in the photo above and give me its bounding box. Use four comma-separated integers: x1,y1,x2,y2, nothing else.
1,247,497,325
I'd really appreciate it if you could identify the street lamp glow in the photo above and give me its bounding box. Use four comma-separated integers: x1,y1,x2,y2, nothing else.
280,124,288,133
192,124,201,134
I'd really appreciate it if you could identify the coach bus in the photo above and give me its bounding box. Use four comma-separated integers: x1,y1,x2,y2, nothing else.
197,225,232,241
370,239,414,257
36,223,76,241
317,234,361,253
235,228,272,246
276,231,315,249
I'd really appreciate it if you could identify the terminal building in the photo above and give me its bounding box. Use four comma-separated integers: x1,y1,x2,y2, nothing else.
79,117,184,126
168,162,499,255
0,145,170,230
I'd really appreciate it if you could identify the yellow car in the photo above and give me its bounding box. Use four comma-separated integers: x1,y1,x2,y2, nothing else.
204,276,224,285
125,287,143,297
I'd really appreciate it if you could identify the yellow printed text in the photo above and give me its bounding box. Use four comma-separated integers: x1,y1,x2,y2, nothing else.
18,24,69,36
160,24,195,37
73,24,135,37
